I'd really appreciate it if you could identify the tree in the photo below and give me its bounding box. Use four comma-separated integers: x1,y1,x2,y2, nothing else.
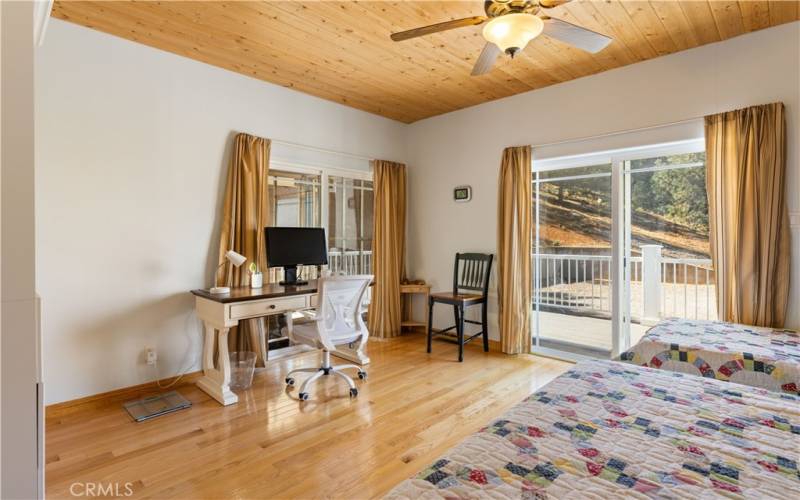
629,153,708,233
651,167,708,232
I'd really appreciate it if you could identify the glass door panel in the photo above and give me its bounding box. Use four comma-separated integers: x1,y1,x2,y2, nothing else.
533,164,616,357
267,171,322,283
269,171,321,228
266,170,322,347
624,152,716,346
328,176,373,275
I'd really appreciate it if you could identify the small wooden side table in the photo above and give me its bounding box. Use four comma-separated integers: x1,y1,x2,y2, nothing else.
400,283,430,333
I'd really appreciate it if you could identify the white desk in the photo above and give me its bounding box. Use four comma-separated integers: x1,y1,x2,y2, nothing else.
191,281,369,405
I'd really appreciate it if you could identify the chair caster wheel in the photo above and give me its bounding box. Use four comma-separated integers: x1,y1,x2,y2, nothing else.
299,392,309,401
357,371,367,380
350,388,358,398
285,377,295,387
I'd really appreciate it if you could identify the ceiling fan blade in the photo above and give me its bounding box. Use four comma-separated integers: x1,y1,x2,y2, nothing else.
390,16,486,42
539,0,573,8
471,42,501,76
541,16,612,54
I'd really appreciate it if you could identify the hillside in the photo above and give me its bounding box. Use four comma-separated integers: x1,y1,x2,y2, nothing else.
538,183,710,258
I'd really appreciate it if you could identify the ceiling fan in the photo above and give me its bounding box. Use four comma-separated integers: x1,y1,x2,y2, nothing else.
390,0,613,76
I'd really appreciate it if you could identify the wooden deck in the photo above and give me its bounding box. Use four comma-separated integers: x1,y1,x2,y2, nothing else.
536,311,651,352
45,333,571,499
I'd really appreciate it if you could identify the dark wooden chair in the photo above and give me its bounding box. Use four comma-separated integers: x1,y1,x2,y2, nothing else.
427,253,493,362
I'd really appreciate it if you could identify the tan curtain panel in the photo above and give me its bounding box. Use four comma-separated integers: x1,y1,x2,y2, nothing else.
368,160,406,339
217,133,271,364
497,146,532,354
705,102,790,328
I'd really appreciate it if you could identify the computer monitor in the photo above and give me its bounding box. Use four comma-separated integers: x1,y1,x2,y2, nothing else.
264,227,328,286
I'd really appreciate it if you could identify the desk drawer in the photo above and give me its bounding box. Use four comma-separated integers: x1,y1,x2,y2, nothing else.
229,296,308,320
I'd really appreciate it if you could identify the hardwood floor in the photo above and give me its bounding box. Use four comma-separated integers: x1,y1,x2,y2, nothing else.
45,334,571,499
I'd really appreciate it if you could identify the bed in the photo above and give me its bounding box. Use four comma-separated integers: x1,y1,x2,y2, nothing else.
620,318,800,395
386,359,800,499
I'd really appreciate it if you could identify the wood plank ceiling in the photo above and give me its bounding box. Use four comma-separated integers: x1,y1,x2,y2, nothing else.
52,1,800,123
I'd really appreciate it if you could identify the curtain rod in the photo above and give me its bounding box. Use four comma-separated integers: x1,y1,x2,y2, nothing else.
531,116,703,150
270,138,375,163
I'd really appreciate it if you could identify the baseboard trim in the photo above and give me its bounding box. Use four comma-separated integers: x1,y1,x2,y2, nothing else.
47,338,508,417
46,370,203,419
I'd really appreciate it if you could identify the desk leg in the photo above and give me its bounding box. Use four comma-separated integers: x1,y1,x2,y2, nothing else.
196,322,238,405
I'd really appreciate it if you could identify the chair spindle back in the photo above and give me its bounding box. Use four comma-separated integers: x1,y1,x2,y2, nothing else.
452,253,493,296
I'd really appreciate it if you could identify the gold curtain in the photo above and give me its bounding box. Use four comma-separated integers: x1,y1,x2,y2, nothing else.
217,133,271,364
368,160,406,339
705,102,790,327
497,146,532,354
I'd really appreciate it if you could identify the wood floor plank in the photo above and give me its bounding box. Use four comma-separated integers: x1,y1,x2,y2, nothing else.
45,334,571,499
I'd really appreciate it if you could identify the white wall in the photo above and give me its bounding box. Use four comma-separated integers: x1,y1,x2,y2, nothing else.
2,1,41,497
36,19,407,404
406,21,800,339
38,18,800,403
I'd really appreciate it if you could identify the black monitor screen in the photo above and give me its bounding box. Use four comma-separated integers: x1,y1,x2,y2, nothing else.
265,227,328,268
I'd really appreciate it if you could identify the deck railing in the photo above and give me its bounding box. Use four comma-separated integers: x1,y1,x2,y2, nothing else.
328,250,373,305
268,250,372,283
534,247,716,321
327,249,372,275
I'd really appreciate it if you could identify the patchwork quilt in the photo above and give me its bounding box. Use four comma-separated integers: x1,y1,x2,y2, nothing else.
386,360,800,499
620,318,800,395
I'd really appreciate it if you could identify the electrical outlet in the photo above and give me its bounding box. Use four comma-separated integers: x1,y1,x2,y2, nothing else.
145,348,158,366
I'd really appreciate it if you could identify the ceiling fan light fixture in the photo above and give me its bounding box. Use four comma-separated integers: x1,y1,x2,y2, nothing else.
482,13,543,57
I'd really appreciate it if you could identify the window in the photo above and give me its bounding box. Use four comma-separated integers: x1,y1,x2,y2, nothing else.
268,171,322,228
267,167,374,279
265,166,374,347
267,170,323,283
328,176,373,275
625,152,714,325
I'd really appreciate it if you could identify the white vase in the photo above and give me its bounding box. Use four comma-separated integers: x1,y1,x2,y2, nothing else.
250,273,263,289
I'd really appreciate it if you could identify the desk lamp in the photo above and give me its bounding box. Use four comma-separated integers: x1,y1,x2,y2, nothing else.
209,250,247,294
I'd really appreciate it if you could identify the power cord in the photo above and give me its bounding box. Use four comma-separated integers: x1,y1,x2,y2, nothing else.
152,309,202,390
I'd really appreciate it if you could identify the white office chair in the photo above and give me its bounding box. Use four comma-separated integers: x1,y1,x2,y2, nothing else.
284,275,372,400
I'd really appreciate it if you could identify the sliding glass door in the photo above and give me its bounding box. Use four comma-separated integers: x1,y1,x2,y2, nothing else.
533,139,711,359
533,163,616,357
